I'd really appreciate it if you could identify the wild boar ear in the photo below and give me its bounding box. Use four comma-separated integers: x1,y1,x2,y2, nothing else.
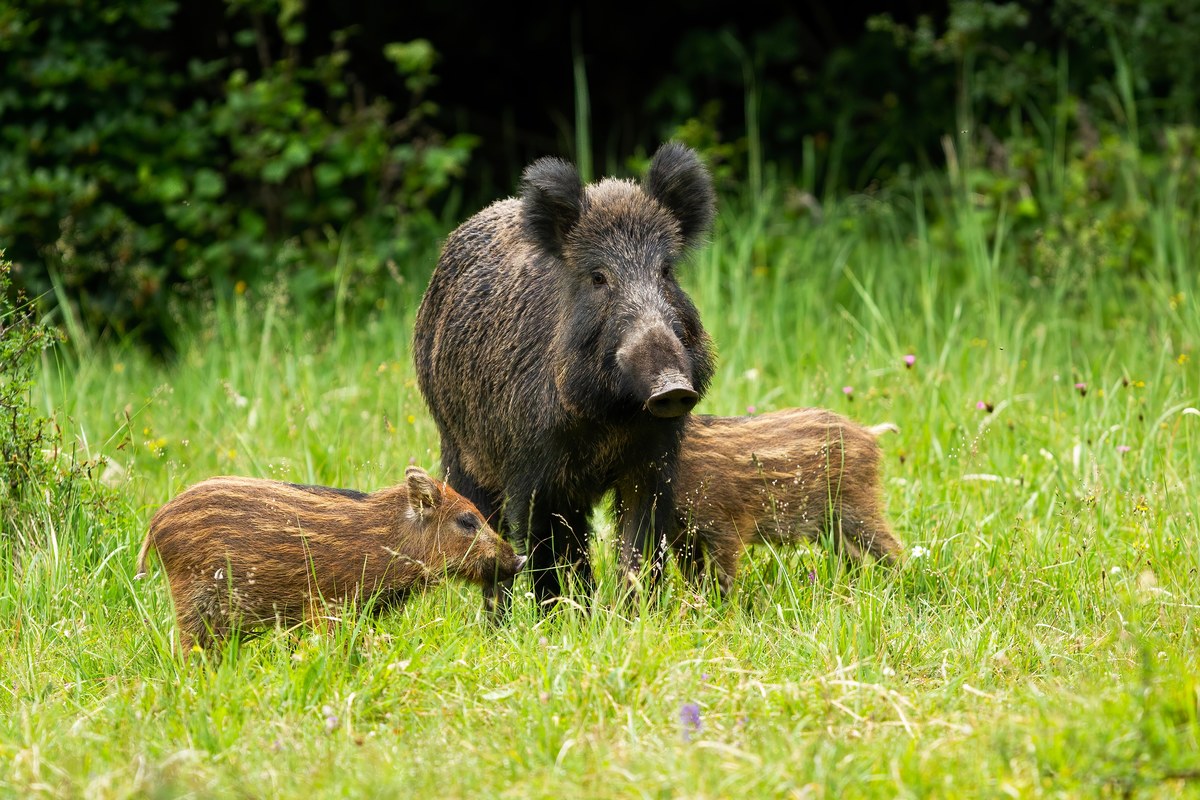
644,142,716,249
521,157,586,258
405,466,443,514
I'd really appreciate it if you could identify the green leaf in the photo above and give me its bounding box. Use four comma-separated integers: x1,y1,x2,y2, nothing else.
282,139,312,168
192,168,225,199
158,172,186,201
1015,195,1039,219
262,159,290,183
313,162,343,188
384,40,436,75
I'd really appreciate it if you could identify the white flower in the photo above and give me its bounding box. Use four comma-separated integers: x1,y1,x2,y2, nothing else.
1110,566,1121,575
910,546,930,560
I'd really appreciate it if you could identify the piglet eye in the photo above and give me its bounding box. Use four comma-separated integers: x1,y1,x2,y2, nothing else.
590,271,607,287
456,512,481,532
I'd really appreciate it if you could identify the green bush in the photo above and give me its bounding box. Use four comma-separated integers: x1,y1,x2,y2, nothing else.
0,0,474,344
1,253,62,521
878,0,1200,286
0,248,110,537
1,253,124,564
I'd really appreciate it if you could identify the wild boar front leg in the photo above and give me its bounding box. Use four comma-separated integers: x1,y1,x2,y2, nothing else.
616,473,673,598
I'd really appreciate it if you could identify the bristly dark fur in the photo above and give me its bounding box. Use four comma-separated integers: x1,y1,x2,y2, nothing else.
136,467,524,653
672,408,903,597
285,483,370,501
413,142,718,615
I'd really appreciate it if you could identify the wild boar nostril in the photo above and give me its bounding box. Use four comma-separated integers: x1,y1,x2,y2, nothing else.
646,386,698,418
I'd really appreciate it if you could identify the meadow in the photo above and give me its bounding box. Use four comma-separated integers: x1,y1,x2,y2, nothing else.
3,169,1199,797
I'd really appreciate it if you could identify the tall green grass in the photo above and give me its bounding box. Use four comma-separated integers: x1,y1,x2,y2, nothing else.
3,164,1199,797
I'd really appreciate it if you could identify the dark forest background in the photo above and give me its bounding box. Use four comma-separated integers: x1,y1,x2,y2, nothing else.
2,0,1198,345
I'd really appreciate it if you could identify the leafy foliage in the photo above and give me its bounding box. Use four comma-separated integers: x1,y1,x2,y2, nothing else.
652,1,1200,197
0,254,59,513
0,0,474,343
0,253,107,534
3,0,1200,343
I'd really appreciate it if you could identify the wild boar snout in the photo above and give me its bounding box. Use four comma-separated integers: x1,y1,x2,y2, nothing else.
646,370,698,418
616,313,696,417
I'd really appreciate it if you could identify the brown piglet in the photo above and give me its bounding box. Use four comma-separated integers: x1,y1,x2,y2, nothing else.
136,466,525,652
672,408,902,596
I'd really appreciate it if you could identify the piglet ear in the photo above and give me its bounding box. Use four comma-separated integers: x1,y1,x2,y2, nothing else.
644,142,716,249
405,466,443,514
521,156,586,257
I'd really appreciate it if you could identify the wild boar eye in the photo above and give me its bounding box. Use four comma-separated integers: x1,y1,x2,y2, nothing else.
590,271,607,287
456,512,481,532
660,263,673,280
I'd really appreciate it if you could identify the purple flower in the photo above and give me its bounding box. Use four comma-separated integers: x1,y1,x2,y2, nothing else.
322,705,339,733
976,401,994,413
746,405,756,415
807,569,818,584
679,702,703,742
1075,382,1088,397
842,386,854,400
1116,445,1131,453
904,354,916,368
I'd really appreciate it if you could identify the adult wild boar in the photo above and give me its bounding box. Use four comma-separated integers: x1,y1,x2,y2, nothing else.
413,143,716,615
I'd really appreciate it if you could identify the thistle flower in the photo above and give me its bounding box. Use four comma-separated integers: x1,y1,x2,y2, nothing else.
1074,382,1088,397
904,354,916,369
